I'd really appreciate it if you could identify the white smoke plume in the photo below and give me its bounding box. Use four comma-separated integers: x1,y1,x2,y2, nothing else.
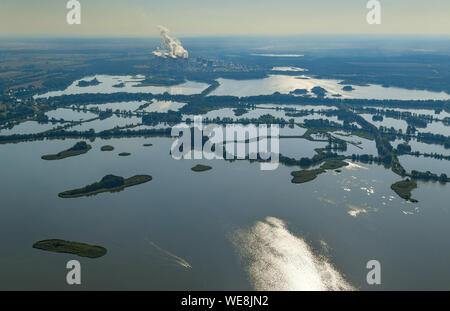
153,25,189,59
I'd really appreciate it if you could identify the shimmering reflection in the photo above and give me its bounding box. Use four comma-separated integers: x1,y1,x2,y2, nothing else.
232,217,355,291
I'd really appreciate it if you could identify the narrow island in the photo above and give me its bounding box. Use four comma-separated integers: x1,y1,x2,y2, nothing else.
118,152,131,156
101,145,114,151
291,159,349,184
391,179,418,203
58,174,152,198
143,143,153,147
33,239,107,259
41,141,91,160
320,159,349,170
191,164,212,172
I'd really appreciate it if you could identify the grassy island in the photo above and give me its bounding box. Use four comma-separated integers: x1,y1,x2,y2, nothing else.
391,179,418,203
33,239,107,258
101,145,114,151
143,143,153,147
41,141,91,160
118,152,131,156
291,168,325,184
58,174,152,198
191,164,212,172
291,159,349,184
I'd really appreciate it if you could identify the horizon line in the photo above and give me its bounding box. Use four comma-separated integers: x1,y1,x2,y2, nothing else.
1,33,450,40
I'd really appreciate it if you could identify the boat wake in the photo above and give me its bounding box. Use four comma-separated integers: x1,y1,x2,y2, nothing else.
231,217,355,291
146,239,192,269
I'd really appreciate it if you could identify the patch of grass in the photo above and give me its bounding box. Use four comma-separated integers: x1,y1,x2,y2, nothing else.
191,164,212,172
351,131,375,141
33,239,107,259
118,152,131,157
101,145,114,151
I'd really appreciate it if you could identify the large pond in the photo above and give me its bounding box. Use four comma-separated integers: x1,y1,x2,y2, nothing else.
210,75,450,100
399,155,450,176
35,75,209,98
392,138,450,156
0,137,449,290
0,121,58,136
32,74,450,101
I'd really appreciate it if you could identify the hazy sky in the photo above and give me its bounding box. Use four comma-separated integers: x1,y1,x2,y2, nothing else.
1,0,449,37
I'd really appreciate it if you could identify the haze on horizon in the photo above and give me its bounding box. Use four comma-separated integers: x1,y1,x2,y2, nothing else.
0,0,449,37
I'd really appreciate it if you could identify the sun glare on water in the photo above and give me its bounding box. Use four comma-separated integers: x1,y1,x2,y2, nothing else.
232,217,355,291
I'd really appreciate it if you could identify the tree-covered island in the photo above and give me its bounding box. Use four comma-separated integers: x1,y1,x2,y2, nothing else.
33,239,107,258
58,174,152,198
41,141,91,160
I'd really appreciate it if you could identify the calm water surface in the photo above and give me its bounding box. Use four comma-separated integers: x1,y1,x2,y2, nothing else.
0,137,449,290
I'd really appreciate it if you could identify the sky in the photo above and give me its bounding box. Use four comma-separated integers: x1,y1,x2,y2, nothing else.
0,0,449,37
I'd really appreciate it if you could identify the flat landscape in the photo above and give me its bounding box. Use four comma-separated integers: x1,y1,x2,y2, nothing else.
0,34,449,291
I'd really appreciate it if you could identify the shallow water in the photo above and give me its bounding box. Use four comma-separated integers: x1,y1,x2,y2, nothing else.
399,155,450,176
332,133,378,157
417,121,450,137
393,138,450,156
279,138,327,159
0,121,58,136
360,114,408,132
45,108,97,122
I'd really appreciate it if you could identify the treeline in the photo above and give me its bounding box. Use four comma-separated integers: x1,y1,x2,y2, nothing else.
416,132,450,149
37,91,450,112
279,149,346,168
142,111,183,125
0,127,172,144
